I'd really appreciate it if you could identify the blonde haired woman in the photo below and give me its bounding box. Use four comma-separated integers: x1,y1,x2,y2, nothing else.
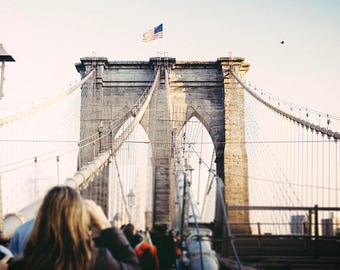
6,186,140,270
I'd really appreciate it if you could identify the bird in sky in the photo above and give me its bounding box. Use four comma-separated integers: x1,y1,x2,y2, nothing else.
280,41,285,44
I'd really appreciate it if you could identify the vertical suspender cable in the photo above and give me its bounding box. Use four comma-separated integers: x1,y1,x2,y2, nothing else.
311,131,314,205
306,127,309,207
215,176,243,270
316,130,319,206
336,140,338,208
197,125,203,206
328,137,331,207
322,134,325,213
189,144,243,269
297,124,301,205
187,181,205,270
113,156,131,223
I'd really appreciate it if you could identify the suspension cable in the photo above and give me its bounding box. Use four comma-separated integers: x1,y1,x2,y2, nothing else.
0,69,95,126
66,69,160,189
230,71,340,140
188,143,243,270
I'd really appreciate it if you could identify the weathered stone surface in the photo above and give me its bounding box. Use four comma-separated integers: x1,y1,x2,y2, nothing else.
76,57,250,232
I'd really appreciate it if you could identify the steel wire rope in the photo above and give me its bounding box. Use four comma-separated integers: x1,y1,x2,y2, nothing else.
336,141,338,208
244,96,298,232
242,80,340,122
328,138,331,207
245,94,277,229
200,149,215,220
248,89,301,206
1,92,81,171
78,68,158,150
0,70,95,127
197,123,204,206
305,112,310,207
274,103,288,230
187,178,205,270
244,93,301,207
316,116,320,206
113,155,131,223
131,137,137,220
244,100,273,230
187,143,243,269
222,171,339,191
0,142,79,174
311,129,314,206
289,117,298,218
300,109,306,207
67,69,160,189
183,117,205,207
322,134,325,209
233,73,340,141
244,107,282,233
244,130,265,230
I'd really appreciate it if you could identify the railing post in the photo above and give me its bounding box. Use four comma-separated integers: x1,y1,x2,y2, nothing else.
308,209,312,237
257,222,261,235
308,208,312,257
314,204,319,258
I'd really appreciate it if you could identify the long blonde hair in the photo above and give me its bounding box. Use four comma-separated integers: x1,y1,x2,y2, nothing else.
23,186,94,270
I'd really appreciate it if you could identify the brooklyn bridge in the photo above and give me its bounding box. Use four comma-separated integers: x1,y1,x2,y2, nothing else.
1,53,340,269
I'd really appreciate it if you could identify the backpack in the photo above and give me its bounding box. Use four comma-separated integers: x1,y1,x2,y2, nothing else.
139,248,156,270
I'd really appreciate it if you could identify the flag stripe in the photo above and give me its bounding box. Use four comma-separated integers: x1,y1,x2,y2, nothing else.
143,24,163,42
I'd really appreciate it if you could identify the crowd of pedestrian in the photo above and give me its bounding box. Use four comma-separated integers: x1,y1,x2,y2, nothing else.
0,185,183,270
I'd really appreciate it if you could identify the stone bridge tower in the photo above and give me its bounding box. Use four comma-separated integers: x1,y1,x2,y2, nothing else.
76,56,250,233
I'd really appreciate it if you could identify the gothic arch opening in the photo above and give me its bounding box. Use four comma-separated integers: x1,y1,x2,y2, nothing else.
109,117,153,230
176,116,216,223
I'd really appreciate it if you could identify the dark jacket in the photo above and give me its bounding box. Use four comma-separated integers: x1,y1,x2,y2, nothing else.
8,227,141,270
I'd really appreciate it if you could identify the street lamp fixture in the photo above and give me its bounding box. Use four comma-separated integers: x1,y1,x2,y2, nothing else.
0,44,15,99
127,189,135,223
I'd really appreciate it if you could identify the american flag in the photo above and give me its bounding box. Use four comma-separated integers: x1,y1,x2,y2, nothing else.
143,24,163,42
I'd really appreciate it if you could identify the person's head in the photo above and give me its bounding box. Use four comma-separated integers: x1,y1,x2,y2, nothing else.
123,223,135,238
23,186,94,270
168,229,176,238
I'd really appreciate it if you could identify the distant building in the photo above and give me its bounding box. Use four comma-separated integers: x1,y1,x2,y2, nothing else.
290,215,306,235
321,218,333,236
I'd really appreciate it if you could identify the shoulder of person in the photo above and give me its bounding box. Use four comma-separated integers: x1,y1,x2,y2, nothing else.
91,247,119,270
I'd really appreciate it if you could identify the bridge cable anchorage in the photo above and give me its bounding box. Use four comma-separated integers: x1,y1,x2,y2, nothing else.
230,71,340,140
66,68,160,189
0,69,95,127
187,143,243,270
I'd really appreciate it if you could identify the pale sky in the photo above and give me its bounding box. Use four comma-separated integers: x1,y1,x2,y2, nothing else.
1,0,340,121
1,0,340,226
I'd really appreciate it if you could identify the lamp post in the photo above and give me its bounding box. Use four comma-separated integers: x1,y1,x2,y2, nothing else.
97,121,104,152
0,44,15,99
0,44,14,230
127,189,135,224
180,159,194,241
